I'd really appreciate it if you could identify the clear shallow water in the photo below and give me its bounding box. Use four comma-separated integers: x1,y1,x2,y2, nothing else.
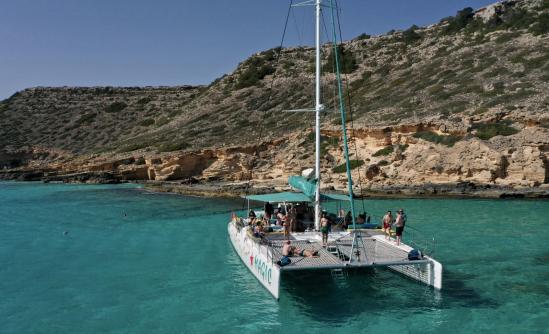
1,182,548,334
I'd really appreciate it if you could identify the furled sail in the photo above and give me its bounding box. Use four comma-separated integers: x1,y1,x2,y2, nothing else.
288,176,317,198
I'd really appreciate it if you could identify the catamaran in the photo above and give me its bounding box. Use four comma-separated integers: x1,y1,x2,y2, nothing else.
228,0,442,299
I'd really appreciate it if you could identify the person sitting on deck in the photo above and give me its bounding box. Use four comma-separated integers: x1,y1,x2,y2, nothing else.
248,210,257,225
253,222,265,238
344,211,352,229
282,240,293,256
357,214,366,225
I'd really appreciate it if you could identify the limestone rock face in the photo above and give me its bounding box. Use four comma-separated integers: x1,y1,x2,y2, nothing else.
389,139,505,184
202,152,255,181
153,151,215,181
501,146,546,186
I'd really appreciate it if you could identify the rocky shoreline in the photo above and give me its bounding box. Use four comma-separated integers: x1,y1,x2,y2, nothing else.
2,170,548,199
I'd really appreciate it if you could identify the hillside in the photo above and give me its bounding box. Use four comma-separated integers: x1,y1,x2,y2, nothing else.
1,0,548,197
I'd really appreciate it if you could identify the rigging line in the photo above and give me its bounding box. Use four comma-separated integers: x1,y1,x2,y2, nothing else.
334,0,367,212
242,0,294,212
320,7,340,160
329,0,357,229
266,0,293,106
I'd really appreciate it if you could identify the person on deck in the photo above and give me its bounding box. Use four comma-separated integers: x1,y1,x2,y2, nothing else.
320,213,330,247
344,211,352,230
382,211,393,240
357,214,366,225
399,208,407,226
264,202,274,220
393,210,405,246
287,205,297,232
282,241,319,258
282,240,294,256
253,222,264,238
283,221,290,240
248,210,257,226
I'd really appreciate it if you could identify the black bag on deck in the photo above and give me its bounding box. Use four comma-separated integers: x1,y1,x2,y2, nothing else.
277,256,291,267
408,249,423,261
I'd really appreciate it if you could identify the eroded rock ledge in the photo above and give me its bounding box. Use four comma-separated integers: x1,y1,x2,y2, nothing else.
1,122,548,199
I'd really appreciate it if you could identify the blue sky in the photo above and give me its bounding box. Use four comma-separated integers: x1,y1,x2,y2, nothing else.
0,0,496,99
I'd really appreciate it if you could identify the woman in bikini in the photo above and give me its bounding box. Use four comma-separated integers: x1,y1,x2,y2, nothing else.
382,211,393,240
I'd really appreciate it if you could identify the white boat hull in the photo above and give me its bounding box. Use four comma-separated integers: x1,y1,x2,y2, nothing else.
228,221,281,299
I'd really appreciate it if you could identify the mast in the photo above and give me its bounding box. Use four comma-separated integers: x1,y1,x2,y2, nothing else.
314,0,322,231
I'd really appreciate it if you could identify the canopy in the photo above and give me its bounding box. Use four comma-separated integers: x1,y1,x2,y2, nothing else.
245,191,351,203
245,192,311,203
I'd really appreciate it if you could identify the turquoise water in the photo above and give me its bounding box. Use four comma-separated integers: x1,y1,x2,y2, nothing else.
1,182,548,333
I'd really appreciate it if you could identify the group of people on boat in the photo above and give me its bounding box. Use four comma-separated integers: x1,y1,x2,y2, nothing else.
246,201,408,245
248,202,316,239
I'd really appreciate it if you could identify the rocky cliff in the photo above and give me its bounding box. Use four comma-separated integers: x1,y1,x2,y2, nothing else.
1,0,548,197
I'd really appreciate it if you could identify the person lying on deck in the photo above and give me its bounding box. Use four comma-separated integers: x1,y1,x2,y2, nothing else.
282,241,319,258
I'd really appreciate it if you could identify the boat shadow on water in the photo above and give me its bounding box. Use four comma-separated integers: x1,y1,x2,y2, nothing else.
277,267,499,324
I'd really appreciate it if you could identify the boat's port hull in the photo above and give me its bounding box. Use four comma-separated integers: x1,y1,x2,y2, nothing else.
228,221,281,299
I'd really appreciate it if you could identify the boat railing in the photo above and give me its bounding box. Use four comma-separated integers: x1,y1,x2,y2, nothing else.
404,224,437,257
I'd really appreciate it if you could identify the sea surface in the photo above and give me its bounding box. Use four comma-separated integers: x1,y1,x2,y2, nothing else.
1,182,548,334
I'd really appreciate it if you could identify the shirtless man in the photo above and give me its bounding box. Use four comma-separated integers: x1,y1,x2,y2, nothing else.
282,240,295,256
282,241,319,257
393,210,405,246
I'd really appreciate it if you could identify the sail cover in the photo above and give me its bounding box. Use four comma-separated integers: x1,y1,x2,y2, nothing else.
288,176,317,198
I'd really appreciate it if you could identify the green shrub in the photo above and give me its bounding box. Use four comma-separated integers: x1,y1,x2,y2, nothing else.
401,25,422,44
139,118,155,127
137,97,152,105
105,101,127,113
373,145,409,157
76,113,97,125
155,116,169,127
473,122,519,140
118,142,149,153
444,7,475,34
157,141,189,152
494,32,520,44
323,45,357,74
235,56,275,89
357,33,371,40
332,159,365,173
531,13,549,35
373,146,394,157
413,131,462,147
